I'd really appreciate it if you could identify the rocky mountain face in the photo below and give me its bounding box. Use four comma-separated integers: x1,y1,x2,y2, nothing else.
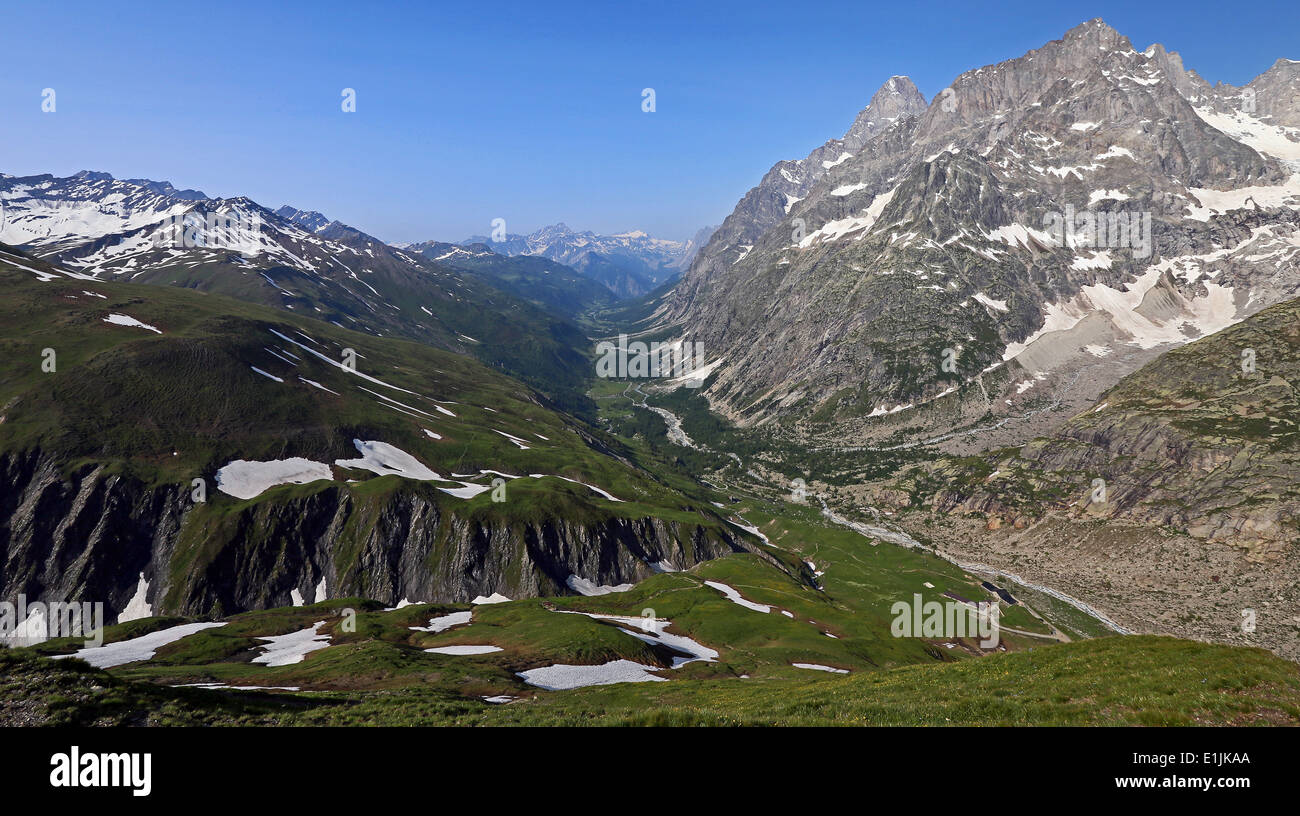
658,20,1300,450
0,171,594,412
673,75,928,305
459,223,701,299
0,447,747,618
274,205,334,233
0,251,762,620
855,294,1300,658
677,224,718,274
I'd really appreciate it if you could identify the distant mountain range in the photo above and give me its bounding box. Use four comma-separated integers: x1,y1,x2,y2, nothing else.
455,222,715,299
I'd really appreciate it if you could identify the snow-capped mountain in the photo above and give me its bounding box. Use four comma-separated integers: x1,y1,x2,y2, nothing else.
275,205,335,234
0,170,593,405
458,222,709,298
659,19,1300,449
0,170,416,280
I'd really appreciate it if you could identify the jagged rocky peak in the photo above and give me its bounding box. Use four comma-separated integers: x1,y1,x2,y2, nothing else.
276,205,334,233
1244,57,1300,128
676,74,929,285
73,169,114,182
842,76,928,146
925,18,1142,130
68,169,210,201
1059,16,1126,48
1140,42,1211,100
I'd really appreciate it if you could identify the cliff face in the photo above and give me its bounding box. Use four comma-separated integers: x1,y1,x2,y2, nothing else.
0,448,752,619
911,294,1300,552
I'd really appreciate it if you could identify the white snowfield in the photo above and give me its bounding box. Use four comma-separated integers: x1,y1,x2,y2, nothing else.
517,659,668,690
117,573,153,623
1184,177,1300,221
1003,265,1239,365
251,621,331,666
299,377,340,395
727,515,770,545
494,430,531,449
102,313,162,334
410,610,473,633
335,439,442,481
1192,106,1300,163
792,663,850,674
518,610,718,690
215,458,334,500
527,474,623,502
576,613,719,668
704,581,772,613
424,644,502,655
665,356,724,388
4,256,60,281
798,186,897,247
268,329,422,396
55,622,228,669
175,683,301,692
437,483,492,499
215,438,619,505
471,593,512,605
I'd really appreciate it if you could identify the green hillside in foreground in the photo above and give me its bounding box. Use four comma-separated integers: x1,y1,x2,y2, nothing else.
6,635,1296,726
14,494,1294,728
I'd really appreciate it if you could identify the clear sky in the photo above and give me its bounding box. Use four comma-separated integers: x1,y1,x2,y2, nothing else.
3,0,1296,243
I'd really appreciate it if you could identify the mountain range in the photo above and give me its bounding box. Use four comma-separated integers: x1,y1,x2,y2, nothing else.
457,222,715,299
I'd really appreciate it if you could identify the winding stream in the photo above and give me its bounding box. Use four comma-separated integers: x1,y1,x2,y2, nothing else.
625,383,698,448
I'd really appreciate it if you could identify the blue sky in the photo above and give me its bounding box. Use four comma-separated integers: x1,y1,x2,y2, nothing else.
4,0,1297,243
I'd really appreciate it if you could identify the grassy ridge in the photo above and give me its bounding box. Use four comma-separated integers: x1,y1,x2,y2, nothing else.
0,259,728,515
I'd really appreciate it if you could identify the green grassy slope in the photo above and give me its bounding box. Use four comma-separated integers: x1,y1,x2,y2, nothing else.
14,492,1111,705
7,635,1296,726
